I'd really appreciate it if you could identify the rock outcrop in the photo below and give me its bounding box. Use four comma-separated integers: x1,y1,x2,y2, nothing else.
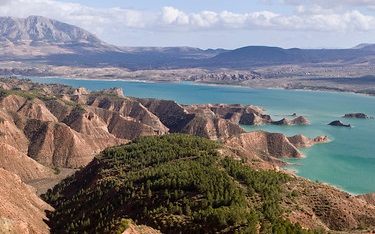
0,168,53,234
88,95,169,135
184,103,310,127
344,113,373,119
287,134,329,148
139,100,246,140
225,131,302,162
137,98,195,132
272,116,310,126
224,131,329,163
181,116,245,140
328,120,351,127
184,103,272,126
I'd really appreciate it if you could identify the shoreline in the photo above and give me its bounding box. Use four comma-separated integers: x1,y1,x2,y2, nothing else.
21,75,375,99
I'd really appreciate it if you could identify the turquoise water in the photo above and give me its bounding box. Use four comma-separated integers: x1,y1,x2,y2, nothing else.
28,77,375,195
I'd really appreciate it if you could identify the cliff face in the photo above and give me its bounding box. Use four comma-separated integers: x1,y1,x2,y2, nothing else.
25,120,123,167
137,98,195,132
0,168,53,234
224,131,329,163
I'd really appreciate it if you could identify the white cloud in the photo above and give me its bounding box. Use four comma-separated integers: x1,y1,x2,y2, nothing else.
161,6,189,25
0,0,375,46
191,11,218,27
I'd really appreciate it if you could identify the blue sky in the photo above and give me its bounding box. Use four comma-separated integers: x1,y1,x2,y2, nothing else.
1,0,375,49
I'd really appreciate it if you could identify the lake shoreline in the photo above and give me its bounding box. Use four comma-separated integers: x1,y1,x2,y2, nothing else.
22,75,375,98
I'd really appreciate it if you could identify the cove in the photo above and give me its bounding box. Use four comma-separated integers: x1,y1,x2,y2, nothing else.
28,77,375,195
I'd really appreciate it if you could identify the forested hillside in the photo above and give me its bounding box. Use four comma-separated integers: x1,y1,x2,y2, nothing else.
43,134,313,234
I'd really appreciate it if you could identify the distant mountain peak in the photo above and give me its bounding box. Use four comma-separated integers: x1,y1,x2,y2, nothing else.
0,15,104,46
352,43,375,50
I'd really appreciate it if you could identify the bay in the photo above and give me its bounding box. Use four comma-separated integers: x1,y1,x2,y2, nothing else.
28,77,375,195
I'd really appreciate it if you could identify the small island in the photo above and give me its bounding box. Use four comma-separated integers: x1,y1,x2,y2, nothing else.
328,120,351,127
343,113,373,119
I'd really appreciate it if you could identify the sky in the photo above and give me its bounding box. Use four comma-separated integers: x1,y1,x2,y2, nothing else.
1,0,375,49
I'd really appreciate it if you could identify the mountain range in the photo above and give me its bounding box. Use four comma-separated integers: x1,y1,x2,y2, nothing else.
1,15,375,69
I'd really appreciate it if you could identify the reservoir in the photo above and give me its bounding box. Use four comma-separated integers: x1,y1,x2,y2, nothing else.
28,77,375,195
